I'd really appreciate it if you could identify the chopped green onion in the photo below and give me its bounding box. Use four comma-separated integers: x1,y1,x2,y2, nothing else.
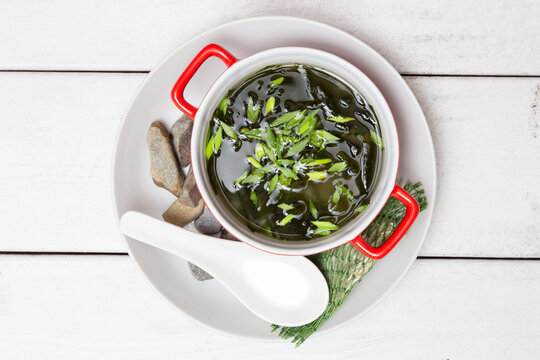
242,128,263,139
268,174,279,193
278,203,295,211
261,143,276,162
332,186,341,204
302,158,332,166
311,221,339,231
297,120,311,135
277,159,294,166
259,164,278,173
356,204,368,213
255,143,265,160
310,132,324,149
234,170,248,186
213,126,223,153
309,199,318,219
293,160,303,173
250,190,258,206
339,184,355,201
275,128,292,135
205,135,214,160
279,166,299,179
279,174,292,187
247,97,260,122
285,137,309,157
219,98,229,115
282,136,296,143
264,126,277,151
315,130,340,141
265,96,276,115
286,110,306,129
370,130,384,150
263,225,273,238
271,110,302,126
297,110,318,136
220,121,238,140
328,116,354,123
247,156,262,168
332,182,354,203
328,162,347,172
241,170,264,184
279,214,294,226
276,133,284,154
307,171,326,180
271,77,284,87
313,229,331,236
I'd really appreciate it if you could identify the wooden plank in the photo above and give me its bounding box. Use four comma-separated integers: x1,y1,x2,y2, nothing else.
0,73,145,252
1,0,539,75
1,73,539,256
406,76,540,257
0,255,538,358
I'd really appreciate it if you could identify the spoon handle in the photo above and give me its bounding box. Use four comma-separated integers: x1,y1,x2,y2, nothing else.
120,210,237,265
120,210,329,326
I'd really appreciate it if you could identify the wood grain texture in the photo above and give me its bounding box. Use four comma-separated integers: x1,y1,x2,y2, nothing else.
0,255,538,359
1,73,539,256
1,0,539,75
406,76,540,257
0,73,144,252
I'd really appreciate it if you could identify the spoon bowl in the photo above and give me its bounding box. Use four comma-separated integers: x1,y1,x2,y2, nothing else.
120,211,329,326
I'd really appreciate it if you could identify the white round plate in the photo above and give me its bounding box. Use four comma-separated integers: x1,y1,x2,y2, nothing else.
112,16,436,340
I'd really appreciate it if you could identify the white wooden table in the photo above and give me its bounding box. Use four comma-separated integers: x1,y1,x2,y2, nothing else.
1,1,539,358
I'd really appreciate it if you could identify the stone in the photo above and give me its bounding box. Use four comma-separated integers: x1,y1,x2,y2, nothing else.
151,119,211,281
221,228,239,241
178,167,201,207
188,262,213,281
194,207,222,235
147,121,184,196
171,116,193,167
162,166,205,226
162,196,204,227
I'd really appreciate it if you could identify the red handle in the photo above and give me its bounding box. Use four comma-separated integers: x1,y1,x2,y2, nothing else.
171,44,237,120
350,184,419,260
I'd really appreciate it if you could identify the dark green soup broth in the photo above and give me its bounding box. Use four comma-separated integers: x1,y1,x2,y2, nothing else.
205,64,383,240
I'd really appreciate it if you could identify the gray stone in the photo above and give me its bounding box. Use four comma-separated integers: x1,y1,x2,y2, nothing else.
151,119,211,281
178,167,201,207
221,228,239,241
194,207,222,234
147,121,184,196
171,116,193,167
188,262,213,281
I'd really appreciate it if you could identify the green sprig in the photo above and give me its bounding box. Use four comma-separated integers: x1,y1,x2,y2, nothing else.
247,97,260,122
328,116,354,123
271,77,284,87
271,182,428,346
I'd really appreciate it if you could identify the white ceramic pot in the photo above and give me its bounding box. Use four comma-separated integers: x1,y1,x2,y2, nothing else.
171,44,419,259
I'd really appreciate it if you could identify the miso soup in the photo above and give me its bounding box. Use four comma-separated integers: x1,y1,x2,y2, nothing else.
205,64,383,240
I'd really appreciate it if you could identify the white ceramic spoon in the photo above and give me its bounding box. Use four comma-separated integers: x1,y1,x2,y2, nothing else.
120,211,329,326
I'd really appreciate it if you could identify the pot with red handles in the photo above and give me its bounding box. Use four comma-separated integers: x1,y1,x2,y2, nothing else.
171,44,419,260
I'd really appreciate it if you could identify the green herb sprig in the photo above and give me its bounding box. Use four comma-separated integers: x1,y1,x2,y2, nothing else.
271,182,428,346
